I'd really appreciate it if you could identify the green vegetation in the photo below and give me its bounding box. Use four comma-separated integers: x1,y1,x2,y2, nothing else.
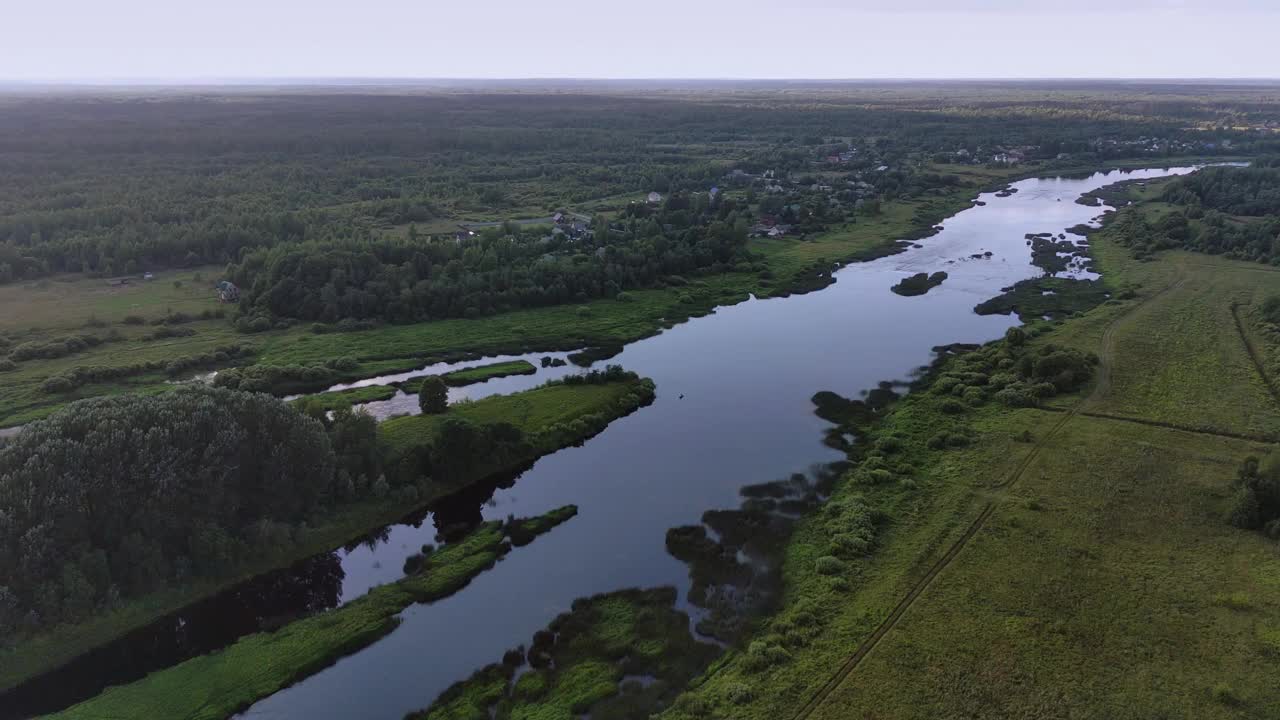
292,384,398,413
49,507,579,720
1111,159,1280,265
381,367,656,487
975,276,1111,321
0,387,340,637
889,271,947,297
418,375,450,414
442,360,537,386
408,588,719,720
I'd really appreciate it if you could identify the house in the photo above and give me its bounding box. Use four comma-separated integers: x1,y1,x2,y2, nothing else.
709,187,721,201
553,212,565,224
216,280,240,303
143,272,154,281
647,191,663,204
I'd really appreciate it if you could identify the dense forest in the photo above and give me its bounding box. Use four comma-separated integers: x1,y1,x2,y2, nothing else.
227,196,752,324
0,387,385,635
0,86,1276,284
1113,159,1280,263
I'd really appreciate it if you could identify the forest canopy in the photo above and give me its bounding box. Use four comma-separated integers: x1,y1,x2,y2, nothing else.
0,387,351,635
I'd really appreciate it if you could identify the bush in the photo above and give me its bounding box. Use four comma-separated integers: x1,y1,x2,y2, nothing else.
40,375,75,393
939,399,966,415
726,683,754,705
1211,683,1238,706
0,358,14,372
815,555,846,575
875,435,902,453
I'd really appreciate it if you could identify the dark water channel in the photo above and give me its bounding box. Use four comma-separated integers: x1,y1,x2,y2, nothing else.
3,167,1199,720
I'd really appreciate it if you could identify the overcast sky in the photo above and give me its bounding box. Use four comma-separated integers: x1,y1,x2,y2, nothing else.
5,0,1278,81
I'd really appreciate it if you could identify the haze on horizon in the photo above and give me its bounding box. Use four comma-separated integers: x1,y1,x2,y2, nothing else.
5,0,1280,82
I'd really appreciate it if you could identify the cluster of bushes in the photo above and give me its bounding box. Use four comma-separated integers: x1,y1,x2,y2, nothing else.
309,318,381,334
39,344,255,394
1227,455,1280,538
235,315,289,334
141,326,197,341
890,271,947,297
161,343,256,377
929,327,1098,411
551,364,638,387
213,356,358,395
147,309,225,326
9,332,119,363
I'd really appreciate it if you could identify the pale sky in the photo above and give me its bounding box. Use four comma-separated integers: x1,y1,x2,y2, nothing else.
4,0,1279,81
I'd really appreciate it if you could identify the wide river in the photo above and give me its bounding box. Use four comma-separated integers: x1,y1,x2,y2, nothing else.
5,166,1201,720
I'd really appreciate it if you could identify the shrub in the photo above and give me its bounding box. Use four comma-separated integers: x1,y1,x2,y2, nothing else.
0,359,14,372
1211,683,1238,706
726,683,754,705
875,435,902,453
40,375,75,393
815,555,845,575
122,315,146,325
939,399,966,415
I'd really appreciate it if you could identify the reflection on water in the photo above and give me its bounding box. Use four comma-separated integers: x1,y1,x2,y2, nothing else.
0,553,344,720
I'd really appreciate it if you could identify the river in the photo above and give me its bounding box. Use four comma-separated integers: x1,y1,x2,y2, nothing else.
3,166,1201,719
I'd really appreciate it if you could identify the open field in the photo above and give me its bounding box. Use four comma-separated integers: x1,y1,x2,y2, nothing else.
807,416,1279,720
0,265,226,333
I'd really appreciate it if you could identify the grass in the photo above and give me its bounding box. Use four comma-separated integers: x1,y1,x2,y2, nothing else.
291,384,399,412
50,507,579,720
805,417,1280,720
380,380,650,457
1,378,651,698
0,265,226,333
443,359,537,386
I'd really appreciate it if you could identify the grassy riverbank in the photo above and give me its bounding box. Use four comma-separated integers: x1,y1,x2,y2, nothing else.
442,359,538,386
0,376,653,700
659,175,1280,720
48,506,580,720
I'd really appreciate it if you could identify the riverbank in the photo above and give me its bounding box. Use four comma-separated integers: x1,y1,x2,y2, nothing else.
47,506,581,720
0,375,654,704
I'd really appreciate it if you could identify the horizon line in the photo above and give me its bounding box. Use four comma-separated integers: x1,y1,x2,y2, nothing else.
4,76,1280,86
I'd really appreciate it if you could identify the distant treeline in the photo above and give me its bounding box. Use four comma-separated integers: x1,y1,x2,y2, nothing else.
1,91,1274,283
